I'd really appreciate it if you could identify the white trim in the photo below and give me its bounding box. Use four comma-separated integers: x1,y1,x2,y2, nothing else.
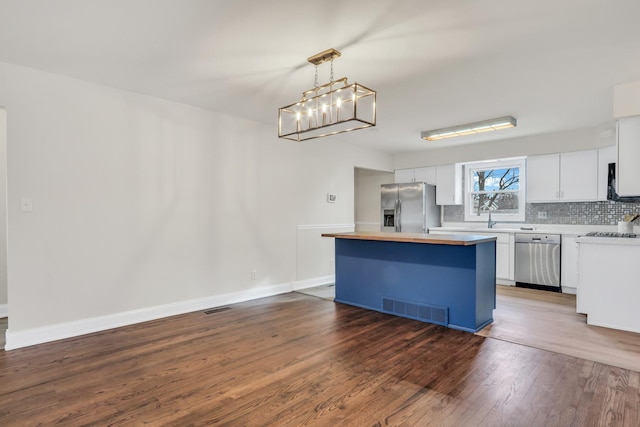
4,282,293,351
291,275,334,291
0,304,7,318
296,224,354,230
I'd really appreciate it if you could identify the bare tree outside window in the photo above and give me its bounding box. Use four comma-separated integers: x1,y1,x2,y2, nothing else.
464,159,526,222
472,167,520,215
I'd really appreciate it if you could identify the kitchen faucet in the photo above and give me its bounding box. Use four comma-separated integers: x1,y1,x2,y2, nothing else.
487,212,497,228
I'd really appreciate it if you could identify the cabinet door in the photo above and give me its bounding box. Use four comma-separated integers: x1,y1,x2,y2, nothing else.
414,166,436,185
617,116,640,196
560,150,598,201
597,145,616,201
561,234,579,292
435,164,462,205
526,154,560,202
394,168,415,183
496,242,510,280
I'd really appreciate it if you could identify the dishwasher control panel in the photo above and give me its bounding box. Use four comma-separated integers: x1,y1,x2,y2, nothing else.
515,233,561,244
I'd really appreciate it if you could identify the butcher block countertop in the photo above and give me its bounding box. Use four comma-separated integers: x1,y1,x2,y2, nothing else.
321,231,496,246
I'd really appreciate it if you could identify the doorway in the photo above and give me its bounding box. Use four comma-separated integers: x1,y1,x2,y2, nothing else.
354,167,394,232
0,108,7,349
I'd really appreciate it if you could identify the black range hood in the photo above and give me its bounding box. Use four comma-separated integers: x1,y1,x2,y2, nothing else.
607,163,640,203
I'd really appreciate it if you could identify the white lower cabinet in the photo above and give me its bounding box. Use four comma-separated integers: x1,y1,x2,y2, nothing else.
429,230,514,282
428,230,588,294
560,234,579,294
495,237,513,281
577,239,640,333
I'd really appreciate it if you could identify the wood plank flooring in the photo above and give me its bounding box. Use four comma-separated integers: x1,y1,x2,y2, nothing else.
1,293,639,426
478,286,640,372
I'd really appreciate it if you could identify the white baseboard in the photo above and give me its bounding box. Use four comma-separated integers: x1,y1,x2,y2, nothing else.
4,282,293,351
291,275,335,291
0,304,7,318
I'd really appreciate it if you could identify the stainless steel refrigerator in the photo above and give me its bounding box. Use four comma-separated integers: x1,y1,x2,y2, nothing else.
381,182,440,233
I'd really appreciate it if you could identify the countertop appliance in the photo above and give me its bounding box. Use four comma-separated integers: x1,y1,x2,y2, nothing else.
380,182,440,233
515,233,561,292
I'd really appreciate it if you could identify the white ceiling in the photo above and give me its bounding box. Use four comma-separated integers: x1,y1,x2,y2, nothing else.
1,0,640,153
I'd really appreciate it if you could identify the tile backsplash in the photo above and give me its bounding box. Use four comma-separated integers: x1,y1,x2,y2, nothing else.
443,200,640,226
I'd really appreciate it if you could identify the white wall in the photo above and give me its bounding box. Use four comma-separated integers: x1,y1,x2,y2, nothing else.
0,61,392,347
354,168,393,232
393,126,616,169
0,109,6,314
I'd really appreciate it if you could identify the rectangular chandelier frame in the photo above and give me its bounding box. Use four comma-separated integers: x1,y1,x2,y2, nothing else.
278,78,376,142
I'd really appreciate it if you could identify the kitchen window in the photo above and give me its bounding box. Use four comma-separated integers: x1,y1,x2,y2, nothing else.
464,158,526,222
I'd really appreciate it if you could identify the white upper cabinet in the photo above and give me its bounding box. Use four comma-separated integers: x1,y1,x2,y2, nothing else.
616,116,640,197
597,145,616,201
526,150,598,203
394,168,415,183
414,166,436,185
526,154,560,202
394,167,436,184
560,150,598,201
435,164,462,205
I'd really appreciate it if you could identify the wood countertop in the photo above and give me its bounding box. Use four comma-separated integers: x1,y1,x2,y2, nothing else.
321,231,497,246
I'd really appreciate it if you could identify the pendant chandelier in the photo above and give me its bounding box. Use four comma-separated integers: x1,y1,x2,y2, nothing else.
278,48,376,142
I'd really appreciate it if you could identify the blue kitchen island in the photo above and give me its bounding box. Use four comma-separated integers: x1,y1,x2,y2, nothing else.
322,232,497,333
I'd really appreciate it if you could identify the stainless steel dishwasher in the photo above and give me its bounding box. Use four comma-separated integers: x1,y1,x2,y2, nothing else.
515,233,561,292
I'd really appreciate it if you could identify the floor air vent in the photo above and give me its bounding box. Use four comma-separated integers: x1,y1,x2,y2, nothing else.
382,298,448,326
204,307,231,315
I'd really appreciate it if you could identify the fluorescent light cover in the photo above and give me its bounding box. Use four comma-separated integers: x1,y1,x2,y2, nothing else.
421,116,517,141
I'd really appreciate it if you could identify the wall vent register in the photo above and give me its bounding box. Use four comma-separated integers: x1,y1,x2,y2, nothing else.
382,297,448,326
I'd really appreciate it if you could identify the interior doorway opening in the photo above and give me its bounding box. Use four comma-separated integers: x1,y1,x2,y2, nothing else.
0,108,7,350
354,167,394,232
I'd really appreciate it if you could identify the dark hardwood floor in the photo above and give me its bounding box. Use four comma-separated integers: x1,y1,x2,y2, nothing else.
1,293,638,426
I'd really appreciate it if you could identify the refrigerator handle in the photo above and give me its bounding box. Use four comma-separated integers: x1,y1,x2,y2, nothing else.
396,199,401,232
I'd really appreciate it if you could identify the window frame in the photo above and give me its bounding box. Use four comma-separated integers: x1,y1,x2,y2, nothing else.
464,158,526,222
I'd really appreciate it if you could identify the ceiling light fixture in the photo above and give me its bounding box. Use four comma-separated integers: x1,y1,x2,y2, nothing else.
421,116,517,141
278,48,376,142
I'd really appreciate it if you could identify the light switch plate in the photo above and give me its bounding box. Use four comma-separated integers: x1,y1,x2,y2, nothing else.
21,198,33,212
327,193,337,203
